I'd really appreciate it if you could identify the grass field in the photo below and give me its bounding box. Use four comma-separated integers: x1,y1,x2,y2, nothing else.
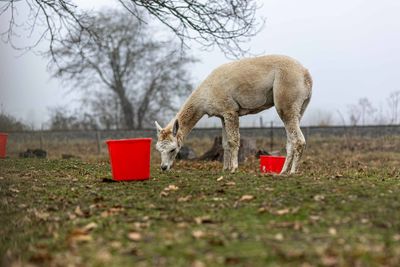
1,137,400,266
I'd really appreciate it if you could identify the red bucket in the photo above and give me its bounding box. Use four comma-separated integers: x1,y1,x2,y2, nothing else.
0,133,8,159
106,138,152,181
260,155,286,174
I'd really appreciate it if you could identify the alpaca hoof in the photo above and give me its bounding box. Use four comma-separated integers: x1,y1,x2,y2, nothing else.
279,170,289,176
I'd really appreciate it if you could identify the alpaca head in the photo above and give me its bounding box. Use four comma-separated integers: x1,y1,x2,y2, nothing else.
155,120,181,171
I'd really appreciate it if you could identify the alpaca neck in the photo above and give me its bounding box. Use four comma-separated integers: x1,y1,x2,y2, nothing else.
168,92,205,142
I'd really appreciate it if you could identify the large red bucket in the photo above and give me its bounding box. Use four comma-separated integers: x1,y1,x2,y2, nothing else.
106,138,152,181
260,155,286,174
0,133,8,159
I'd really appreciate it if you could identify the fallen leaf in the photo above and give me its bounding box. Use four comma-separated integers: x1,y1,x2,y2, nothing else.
164,184,179,191
314,194,325,201
239,195,254,202
74,206,84,217
328,227,337,236
68,229,92,245
177,195,191,202
194,216,213,225
96,249,111,263
274,233,284,241
101,206,125,217
310,215,320,221
133,221,150,230
110,241,122,249
258,207,268,213
321,256,338,266
83,222,98,232
216,176,224,181
192,260,206,267
160,191,169,197
275,208,290,215
393,234,400,241
9,187,20,193
68,212,77,220
192,230,206,239
127,232,142,242
225,182,236,186
34,210,50,221
177,222,189,228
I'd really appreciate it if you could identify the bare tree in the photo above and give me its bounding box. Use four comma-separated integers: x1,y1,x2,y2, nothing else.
348,98,376,126
358,98,375,125
308,109,333,126
51,10,194,129
0,0,261,57
387,90,400,124
48,106,98,130
347,104,361,126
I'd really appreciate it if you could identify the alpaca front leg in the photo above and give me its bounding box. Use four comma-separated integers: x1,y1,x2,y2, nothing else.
223,148,231,171
223,112,240,173
221,119,232,171
230,147,239,173
223,148,232,171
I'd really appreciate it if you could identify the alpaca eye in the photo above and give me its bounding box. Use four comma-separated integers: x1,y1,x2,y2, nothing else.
170,148,176,153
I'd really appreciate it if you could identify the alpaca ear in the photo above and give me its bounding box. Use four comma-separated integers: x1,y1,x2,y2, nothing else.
173,120,179,137
155,121,163,135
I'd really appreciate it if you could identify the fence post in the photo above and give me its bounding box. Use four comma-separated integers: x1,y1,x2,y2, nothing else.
306,126,310,148
96,131,101,154
270,121,273,152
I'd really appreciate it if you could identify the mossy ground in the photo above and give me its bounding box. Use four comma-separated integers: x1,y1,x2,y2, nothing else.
1,137,400,266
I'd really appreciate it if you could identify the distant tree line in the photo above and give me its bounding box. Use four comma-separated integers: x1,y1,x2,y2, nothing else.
310,90,400,127
0,112,29,131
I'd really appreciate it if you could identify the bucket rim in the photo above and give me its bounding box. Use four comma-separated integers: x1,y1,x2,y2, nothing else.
259,155,286,159
106,138,152,144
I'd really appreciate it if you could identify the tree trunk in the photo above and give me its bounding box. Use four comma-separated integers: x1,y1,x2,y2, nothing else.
137,78,158,129
198,136,266,162
118,94,135,129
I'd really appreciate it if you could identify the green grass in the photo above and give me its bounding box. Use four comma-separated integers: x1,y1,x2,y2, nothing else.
1,144,400,266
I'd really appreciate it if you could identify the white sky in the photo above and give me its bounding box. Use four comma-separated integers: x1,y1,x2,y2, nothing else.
1,0,400,128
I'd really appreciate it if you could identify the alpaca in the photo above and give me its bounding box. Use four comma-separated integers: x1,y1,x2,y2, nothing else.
155,55,312,174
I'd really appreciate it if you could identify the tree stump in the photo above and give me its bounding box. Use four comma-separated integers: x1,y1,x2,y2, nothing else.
176,146,197,160
198,136,266,162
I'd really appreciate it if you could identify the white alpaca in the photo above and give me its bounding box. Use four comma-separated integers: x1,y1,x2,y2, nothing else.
155,55,312,174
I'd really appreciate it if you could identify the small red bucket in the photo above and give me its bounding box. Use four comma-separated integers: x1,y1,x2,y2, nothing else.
0,133,8,159
106,138,152,181
260,155,286,174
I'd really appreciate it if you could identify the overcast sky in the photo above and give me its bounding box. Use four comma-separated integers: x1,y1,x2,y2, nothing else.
1,0,400,128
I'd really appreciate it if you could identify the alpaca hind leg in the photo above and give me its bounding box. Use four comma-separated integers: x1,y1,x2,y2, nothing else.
280,134,294,174
279,119,305,175
223,112,240,173
287,121,306,174
274,71,311,175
